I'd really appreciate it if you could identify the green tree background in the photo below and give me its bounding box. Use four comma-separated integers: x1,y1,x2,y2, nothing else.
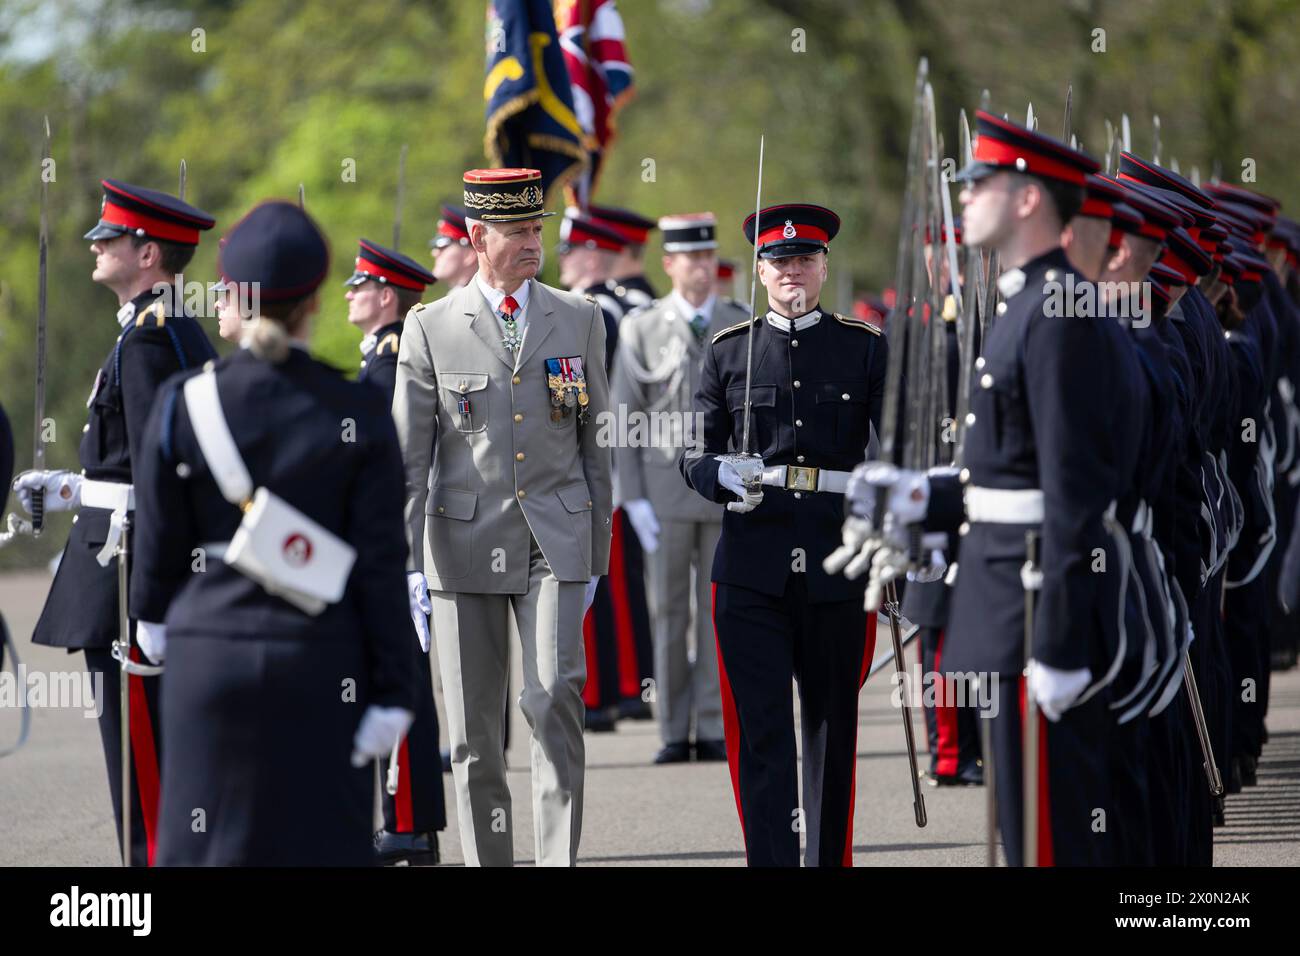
2,0,1298,567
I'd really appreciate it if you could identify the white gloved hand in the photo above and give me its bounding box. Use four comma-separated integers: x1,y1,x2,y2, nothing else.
864,540,912,612
136,620,167,665
844,462,930,523
350,705,415,767
717,460,763,514
623,499,661,553
406,571,432,653
584,575,600,612
13,470,82,514
1027,659,1093,722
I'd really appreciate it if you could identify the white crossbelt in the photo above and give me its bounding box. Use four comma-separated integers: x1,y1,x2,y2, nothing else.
964,486,1044,524
759,464,851,494
81,479,136,567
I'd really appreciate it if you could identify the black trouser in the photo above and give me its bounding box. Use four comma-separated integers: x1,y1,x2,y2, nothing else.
84,644,162,867
380,642,447,834
988,676,1114,867
920,627,982,780
1108,716,1154,865
712,579,875,867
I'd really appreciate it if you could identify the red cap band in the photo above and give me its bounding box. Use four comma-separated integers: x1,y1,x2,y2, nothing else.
355,257,426,290
974,138,1088,185
101,200,200,245
757,223,829,247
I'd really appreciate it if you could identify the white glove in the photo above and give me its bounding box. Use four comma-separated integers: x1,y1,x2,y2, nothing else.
350,705,414,767
623,499,660,553
406,571,432,653
718,460,763,514
844,462,930,523
13,470,82,514
136,621,167,665
1027,659,1093,722
584,575,600,611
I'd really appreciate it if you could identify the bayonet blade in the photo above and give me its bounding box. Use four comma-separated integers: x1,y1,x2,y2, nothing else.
1062,83,1072,140
1121,113,1132,153
1153,114,1162,165
393,144,408,249
32,115,51,534
178,158,187,201
298,182,305,209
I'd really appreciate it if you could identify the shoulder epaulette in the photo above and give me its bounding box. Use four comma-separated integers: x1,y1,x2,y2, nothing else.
712,316,760,344
134,300,168,328
834,312,881,335
376,331,400,356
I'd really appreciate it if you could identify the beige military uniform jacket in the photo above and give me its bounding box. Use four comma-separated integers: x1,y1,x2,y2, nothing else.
392,278,613,592
610,296,750,523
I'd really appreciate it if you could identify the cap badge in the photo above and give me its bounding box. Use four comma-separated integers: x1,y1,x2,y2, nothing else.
782,220,796,239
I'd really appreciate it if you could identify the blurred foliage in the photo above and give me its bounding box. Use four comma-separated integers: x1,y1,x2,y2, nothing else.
1,0,1299,567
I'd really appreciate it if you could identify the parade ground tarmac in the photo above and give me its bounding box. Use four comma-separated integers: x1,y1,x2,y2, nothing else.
1,569,1296,867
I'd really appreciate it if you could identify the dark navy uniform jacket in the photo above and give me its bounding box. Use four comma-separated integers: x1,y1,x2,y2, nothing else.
32,289,216,650
129,347,414,711
357,320,403,400
930,248,1132,676
680,306,888,603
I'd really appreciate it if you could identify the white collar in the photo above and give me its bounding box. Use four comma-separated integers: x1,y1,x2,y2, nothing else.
997,269,1027,299
765,308,821,333
669,291,716,323
116,301,137,329
359,333,377,356
475,274,530,316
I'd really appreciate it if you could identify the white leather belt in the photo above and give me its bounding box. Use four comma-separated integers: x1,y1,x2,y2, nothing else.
81,479,136,568
965,486,1044,524
759,464,851,494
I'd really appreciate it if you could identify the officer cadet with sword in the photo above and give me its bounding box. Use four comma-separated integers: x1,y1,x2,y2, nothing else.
14,178,217,866
679,137,890,866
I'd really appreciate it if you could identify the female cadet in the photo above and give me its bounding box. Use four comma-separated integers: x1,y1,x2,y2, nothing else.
129,201,415,865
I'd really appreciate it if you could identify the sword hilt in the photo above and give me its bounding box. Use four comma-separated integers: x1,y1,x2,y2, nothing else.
30,488,44,537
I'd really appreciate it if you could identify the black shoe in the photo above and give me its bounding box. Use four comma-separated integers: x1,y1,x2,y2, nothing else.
1240,753,1258,787
693,739,728,762
1227,758,1243,794
654,742,692,764
618,698,654,721
374,830,440,866
584,708,618,732
926,771,983,788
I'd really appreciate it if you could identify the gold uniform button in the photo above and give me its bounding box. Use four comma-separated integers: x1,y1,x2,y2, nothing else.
980,373,994,389
965,412,977,426
516,452,525,462
517,490,526,499
975,356,987,370
513,413,524,423
996,302,1008,316
793,380,801,388
512,375,521,385
437,506,445,514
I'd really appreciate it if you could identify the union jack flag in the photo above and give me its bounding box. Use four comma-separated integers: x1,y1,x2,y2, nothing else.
554,0,635,204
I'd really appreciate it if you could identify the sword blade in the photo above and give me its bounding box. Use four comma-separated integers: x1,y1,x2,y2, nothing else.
739,133,765,457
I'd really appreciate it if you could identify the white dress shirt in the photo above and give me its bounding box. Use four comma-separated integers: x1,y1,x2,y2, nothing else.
475,273,531,345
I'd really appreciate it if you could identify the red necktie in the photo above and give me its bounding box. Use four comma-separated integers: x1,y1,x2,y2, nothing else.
500,295,519,318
